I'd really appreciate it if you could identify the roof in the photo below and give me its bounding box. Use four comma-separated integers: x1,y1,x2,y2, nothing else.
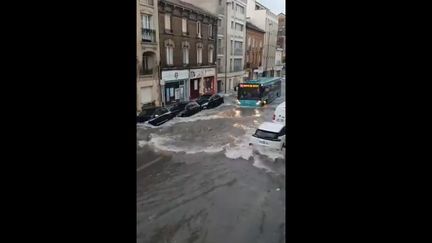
246,77,281,84
258,122,284,133
246,22,265,33
163,0,218,19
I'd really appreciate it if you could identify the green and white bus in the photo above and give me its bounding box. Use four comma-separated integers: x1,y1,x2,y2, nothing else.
237,78,282,107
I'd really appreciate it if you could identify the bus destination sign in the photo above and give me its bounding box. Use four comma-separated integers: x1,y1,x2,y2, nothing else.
240,84,259,88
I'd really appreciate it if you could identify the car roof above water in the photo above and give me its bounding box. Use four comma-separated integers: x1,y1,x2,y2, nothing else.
258,122,284,133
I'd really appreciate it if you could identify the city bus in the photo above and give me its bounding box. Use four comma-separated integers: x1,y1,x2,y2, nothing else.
237,77,282,107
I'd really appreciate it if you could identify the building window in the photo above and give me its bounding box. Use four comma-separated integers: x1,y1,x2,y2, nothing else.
248,37,251,48
234,41,243,55
208,45,214,63
217,38,222,54
165,14,171,30
182,42,189,65
208,24,213,38
218,19,221,27
197,43,203,64
235,23,243,32
231,21,234,29
142,15,154,42
232,2,234,10
230,58,233,72
219,0,222,5
197,21,201,38
237,5,244,14
234,58,242,72
217,58,222,72
182,18,188,34
231,40,234,55
141,52,155,75
142,15,151,29
164,39,175,65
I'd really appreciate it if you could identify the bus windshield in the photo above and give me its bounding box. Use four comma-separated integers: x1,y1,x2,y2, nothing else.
238,87,261,100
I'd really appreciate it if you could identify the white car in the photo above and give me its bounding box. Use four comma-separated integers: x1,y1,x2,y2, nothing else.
249,122,286,150
273,101,285,125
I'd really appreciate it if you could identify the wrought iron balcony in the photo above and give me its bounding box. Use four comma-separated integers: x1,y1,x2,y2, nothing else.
142,28,156,43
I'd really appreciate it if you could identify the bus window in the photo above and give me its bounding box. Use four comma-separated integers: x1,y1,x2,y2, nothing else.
238,87,260,100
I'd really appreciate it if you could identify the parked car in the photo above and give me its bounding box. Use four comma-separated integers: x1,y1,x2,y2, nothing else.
249,122,286,150
200,94,224,109
147,107,175,126
196,93,213,106
273,101,286,125
178,102,202,117
137,107,157,123
169,101,189,116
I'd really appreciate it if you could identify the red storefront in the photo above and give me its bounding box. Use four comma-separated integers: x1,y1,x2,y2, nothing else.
190,68,216,96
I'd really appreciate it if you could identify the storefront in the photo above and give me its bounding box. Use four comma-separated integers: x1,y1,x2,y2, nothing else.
190,68,216,97
161,70,189,106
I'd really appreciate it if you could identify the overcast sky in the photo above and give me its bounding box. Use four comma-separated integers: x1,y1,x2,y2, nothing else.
257,0,285,15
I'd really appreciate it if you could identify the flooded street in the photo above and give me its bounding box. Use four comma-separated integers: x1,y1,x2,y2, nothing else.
137,80,286,243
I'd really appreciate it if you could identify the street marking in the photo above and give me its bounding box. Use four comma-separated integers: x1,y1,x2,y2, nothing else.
136,156,163,172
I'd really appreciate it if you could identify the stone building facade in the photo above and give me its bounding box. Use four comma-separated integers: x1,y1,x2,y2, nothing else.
245,22,265,80
158,0,218,105
137,0,161,111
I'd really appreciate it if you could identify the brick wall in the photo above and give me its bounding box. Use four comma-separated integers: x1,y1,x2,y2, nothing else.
159,2,217,69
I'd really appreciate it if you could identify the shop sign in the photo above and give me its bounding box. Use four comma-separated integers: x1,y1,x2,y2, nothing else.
162,70,189,81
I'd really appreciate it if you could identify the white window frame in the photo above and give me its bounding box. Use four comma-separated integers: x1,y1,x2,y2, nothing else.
165,14,171,30
183,47,189,65
208,24,212,38
166,46,173,65
197,46,202,64
197,21,202,38
142,15,151,29
182,18,187,33
208,46,214,63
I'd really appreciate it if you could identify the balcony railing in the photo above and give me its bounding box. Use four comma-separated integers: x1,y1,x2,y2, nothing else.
142,28,156,43
139,68,154,76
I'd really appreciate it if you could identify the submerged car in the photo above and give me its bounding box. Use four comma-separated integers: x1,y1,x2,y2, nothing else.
147,107,175,126
200,94,224,109
196,93,213,106
178,102,202,117
249,122,286,150
169,101,189,116
137,107,157,123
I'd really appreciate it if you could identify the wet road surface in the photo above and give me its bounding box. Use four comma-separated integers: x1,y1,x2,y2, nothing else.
137,80,286,243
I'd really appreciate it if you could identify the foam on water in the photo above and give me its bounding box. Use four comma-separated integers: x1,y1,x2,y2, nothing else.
252,155,275,173
138,133,227,154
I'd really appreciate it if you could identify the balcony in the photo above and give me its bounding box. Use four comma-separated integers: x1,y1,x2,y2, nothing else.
142,28,156,43
140,68,154,76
